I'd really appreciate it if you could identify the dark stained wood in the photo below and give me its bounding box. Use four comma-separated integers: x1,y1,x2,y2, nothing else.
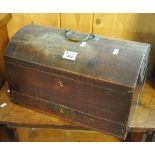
6,62,131,123
0,82,78,128
0,124,11,142
0,83,122,142
4,24,150,90
4,25,150,139
11,90,125,138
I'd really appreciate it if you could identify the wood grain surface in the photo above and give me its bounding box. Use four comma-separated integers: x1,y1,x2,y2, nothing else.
15,128,121,142
7,13,60,38
60,13,93,33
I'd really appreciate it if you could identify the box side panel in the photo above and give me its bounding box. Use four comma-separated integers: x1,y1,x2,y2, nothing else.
128,46,150,130
131,46,150,107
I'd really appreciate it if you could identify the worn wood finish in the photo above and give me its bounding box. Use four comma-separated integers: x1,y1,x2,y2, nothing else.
5,25,150,89
7,13,60,38
0,14,11,88
4,25,150,139
16,128,121,142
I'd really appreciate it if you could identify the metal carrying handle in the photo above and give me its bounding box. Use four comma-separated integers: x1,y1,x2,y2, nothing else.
65,29,95,42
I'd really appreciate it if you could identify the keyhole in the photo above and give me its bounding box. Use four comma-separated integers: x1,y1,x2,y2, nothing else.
59,81,63,87
60,108,64,114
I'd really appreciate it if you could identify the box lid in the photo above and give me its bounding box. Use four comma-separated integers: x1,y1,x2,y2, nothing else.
4,24,150,91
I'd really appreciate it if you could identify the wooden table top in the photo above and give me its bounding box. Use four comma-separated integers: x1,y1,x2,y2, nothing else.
128,79,155,131
0,79,155,132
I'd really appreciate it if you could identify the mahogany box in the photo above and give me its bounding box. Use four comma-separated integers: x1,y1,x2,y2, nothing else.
4,25,150,139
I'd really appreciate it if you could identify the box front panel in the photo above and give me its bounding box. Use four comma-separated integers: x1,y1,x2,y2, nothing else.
6,62,131,125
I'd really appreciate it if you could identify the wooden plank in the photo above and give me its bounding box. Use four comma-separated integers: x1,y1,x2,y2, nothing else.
93,13,155,76
16,128,121,142
93,13,139,39
61,13,93,33
93,13,155,40
7,13,60,39
23,13,60,27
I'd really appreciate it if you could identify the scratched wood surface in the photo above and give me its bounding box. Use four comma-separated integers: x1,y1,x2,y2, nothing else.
15,128,121,142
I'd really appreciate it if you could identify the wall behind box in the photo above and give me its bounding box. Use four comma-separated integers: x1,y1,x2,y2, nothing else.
7,13,155,77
